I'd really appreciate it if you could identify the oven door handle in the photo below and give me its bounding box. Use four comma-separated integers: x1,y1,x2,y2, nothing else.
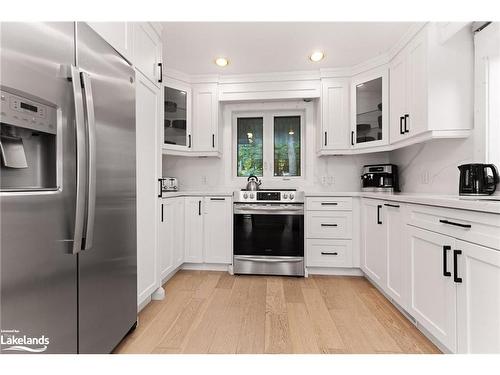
234,256,304,263
233,205,304,215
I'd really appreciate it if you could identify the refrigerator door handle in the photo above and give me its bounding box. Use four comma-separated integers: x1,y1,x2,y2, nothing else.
81,72,97,250
70,65,87,254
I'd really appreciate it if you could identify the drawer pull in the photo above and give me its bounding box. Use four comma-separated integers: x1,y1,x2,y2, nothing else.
439,219,471,229
321,224,338,227
321,202,338,206
210,198,225,201
321,252,338,256
384,203,400,208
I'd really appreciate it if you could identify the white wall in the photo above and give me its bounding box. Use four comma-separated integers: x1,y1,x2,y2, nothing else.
389,137,474,195
163,100,390,192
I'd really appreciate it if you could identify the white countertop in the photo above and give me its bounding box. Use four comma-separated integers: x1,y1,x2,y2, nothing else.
305,191,500,214
160,189,500,214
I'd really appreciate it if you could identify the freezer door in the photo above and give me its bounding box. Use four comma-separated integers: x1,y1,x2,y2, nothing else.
0,22,78,354
75,23,137,354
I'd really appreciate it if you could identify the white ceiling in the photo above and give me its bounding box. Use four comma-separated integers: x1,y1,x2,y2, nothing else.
161,22,414,75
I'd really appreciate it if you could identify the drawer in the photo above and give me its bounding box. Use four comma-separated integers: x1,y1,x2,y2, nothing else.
306,197,353,211
306,211,352,239
306,239,353,267
408,204,500,250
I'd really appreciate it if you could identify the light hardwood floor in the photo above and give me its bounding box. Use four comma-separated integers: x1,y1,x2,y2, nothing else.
114,271,440,354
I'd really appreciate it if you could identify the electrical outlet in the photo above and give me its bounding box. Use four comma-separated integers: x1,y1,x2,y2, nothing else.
421,171,430,184
201,175,208,185
321,176,327,185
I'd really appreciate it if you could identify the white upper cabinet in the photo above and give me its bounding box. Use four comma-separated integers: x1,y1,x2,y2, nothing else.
87,22,134,62
389,24,473,145
319,78,350,151
162,79,192,152
203,197,232,264
192,83,220,154
133,22,162,86
351,67,389,149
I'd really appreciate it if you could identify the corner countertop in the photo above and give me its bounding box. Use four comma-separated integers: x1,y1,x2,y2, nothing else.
305,191,500,214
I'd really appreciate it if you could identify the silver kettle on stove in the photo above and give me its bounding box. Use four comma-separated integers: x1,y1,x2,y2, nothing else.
245,175,262,191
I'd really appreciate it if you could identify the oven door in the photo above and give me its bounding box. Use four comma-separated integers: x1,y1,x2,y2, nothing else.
233,203,304,257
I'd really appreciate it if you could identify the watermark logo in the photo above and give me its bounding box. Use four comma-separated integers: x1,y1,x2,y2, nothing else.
1,329,50,353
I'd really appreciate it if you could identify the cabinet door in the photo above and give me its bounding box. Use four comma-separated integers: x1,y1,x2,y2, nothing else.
385,203,408,308
192,83,219,152
407,226,457,352
173,197,185,268
456,240,500,353
184,197,204,263
351,68,389,149
320,79,350,150
87,22,133,62
133,22,162,86
159,200,175,281
406,31,427,137
204,197,232,264
163,80,192,150
361,199,387,287
136,72,161,305
389,52,408,144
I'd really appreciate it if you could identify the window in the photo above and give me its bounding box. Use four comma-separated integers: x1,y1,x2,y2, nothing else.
274,116,301,176
234,112,303,179
236,117,263,177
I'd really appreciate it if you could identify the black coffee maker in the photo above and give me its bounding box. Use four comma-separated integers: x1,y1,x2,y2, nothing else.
458,163,499,196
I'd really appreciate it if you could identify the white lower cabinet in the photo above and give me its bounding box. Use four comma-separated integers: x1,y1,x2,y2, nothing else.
203,197,232,264
159,199,175,280
173,198,185,268
407,226,457,352
184,197,204,263
456,240,500,353
361,199,387,286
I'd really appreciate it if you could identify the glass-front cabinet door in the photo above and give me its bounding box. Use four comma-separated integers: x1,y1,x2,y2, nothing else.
163,81,191,150
351,68,388,149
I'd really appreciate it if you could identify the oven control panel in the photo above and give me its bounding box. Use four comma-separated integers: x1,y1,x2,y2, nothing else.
234,190,303,203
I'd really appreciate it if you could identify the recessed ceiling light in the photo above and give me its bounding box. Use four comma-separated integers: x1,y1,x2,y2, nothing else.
215,57,229,67
309,51,325,62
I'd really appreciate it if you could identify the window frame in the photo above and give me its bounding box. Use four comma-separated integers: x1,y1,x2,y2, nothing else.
232,110,305,182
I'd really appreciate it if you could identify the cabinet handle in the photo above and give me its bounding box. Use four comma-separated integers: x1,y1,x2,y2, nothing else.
212,134,215,148
321,252,338,256
210,197,225,201
321,224,338,227
404,114,409,133
400,116,405,135
443,245,451,277
439,219,471,229
384,203,400,208
161,203,164,222
377,205,382,224
324,131,327,146
158,63,163,83
321,202,338,206
188,134,192,148
198,200,201,216
351,131,355,146
453,249,463,283
158,179,163,198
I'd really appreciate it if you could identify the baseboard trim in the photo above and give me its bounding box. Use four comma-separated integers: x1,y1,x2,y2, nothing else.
181,263,231,272
306,267,364,276
137,296,151,313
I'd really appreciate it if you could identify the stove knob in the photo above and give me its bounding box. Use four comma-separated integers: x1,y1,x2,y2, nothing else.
249,192,255,199
289,193,295,200
243,192,248,199
283,193,288,199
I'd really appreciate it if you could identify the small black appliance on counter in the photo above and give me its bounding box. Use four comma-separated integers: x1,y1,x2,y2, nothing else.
458,163,499,196
361,164,400,192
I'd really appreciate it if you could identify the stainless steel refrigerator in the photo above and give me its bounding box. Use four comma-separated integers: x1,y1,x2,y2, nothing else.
0,22,137,354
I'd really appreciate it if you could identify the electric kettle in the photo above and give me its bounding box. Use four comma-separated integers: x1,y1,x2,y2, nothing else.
458,163,499,196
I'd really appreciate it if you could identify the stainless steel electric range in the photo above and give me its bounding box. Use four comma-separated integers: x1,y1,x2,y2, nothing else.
233,189,305,277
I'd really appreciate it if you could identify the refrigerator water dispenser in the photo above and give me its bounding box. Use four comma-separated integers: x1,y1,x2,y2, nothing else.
0,87,58,190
